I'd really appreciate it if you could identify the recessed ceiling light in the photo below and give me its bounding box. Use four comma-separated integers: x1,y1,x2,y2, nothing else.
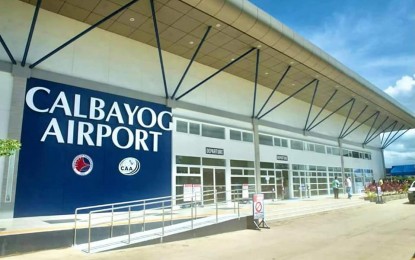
129,17,135,22
215,23,221,27
289,61,295,65
291,83,296,86
257,44,262,48
315,74,320,78
265,72,269,75
189,41,194,45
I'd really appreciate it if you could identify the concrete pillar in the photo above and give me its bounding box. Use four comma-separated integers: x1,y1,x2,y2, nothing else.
252,119,261,193
0,65,30,218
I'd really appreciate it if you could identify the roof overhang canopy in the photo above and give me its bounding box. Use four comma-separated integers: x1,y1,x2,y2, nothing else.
15,0,415,141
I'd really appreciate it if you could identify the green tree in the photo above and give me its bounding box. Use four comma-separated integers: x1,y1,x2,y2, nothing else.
0,139,21,157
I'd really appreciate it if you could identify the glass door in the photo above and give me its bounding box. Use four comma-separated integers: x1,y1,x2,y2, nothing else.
202,168,226,204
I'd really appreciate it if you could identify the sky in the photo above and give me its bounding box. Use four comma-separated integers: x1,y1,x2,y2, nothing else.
250,0,415,168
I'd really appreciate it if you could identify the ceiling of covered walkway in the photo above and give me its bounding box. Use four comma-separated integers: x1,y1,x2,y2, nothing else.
17,0,415,143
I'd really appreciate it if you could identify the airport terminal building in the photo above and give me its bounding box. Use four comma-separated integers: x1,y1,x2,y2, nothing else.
1,0,414,218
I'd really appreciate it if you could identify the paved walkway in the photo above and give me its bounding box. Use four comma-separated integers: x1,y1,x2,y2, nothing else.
3,197,414,260
0,193,365,236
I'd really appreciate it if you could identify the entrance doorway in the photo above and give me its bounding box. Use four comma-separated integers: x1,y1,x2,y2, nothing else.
202,168,226,204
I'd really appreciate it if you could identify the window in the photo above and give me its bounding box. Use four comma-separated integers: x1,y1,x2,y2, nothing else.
176,120,188,133
315,144,325,154
230,130,241,141
260,162,274,169
176,156,201,165
242,132,253,142
307,143,315,152
189,122,200,135
274,137,288,147
202,157,226,166
291,140,304,150
202,124,225,139
231,160,255,168
230,129,253,143
259,134,273,146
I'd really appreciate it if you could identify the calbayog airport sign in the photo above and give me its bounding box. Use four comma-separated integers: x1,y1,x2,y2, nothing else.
14,78,172,217
25,85,172,151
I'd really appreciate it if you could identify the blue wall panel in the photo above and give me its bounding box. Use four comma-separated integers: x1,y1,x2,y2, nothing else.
14,78,172,217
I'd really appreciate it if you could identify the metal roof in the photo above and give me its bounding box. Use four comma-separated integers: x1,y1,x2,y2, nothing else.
17,0,415,140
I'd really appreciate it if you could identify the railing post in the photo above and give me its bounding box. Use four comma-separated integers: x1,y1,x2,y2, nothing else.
88,212,92,253
161,201,165,243
143,201,146,231
216,202,218,223
191,199,194,230
237,201,240,219
110,205,114,238
170,198,173,225
128,206,131,244
74,210,78,246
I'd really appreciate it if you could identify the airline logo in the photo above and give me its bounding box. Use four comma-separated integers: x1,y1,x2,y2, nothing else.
72,154,93,176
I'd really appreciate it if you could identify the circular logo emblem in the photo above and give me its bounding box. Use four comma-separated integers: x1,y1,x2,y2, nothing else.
119,157,140,176
72,154,93,176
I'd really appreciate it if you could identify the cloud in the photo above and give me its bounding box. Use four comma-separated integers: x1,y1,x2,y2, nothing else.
384,74,415,98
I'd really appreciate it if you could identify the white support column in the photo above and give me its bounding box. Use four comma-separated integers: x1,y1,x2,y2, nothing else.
252,119,261,193
0,66,30,219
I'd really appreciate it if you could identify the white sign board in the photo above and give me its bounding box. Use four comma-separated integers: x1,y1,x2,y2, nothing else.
242,184,249,199
193,184,202,202
253,193,264,220
183,184,193,202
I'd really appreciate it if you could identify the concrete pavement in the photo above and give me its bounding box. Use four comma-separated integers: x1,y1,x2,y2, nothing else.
3,197,414,260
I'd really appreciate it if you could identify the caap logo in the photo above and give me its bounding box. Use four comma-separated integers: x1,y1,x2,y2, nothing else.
72,154,93,176
119,157,140,176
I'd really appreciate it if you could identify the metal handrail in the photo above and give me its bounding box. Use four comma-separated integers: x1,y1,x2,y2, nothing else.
75,188,255,252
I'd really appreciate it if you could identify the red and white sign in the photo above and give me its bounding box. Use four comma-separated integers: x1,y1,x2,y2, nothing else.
253,193,264,220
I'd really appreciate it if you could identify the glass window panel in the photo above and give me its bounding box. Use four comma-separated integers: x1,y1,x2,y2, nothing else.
343,149,349,157
242,132,253,142
202,157,226,166
315,144,325,153
352,151,359,158
231,176,256,185
307,143,315,151
176,166,188,174
231,160,254,168
317,166,327,171
326,147,332,154
189,122,200,135
176,120,188,133
245,169,255,175
281,139,288,147
231,169,243,175
260,162,274,169
202,124,225,139
230,130,241,141
274,138,281,146
189,167,200,174
176,176,201,185
275,163,289,170
259,134,273,146
291,140,304,150
176,156,201,165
